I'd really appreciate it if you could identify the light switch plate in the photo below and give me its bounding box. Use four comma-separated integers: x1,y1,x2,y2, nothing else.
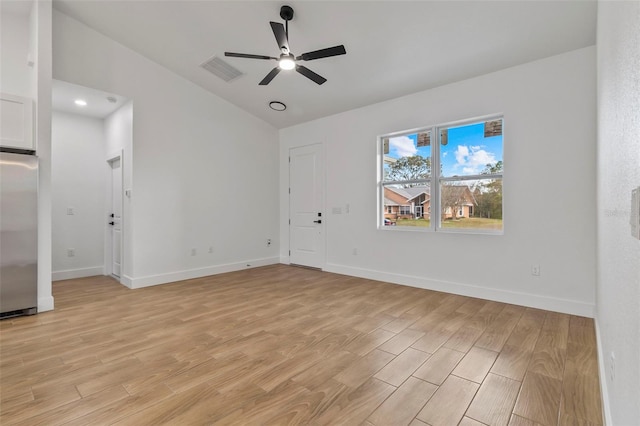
631,187,640,240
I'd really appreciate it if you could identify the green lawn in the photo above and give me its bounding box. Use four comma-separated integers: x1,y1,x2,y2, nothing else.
392,217,503,230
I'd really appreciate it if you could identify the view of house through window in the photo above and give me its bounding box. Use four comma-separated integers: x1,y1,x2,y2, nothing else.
380,117,503,233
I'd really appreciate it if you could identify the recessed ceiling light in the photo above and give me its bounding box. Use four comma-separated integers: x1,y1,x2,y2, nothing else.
269,101,286,111
74,99,87,106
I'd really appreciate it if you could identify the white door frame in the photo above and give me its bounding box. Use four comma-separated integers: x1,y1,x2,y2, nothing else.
288,143,326,269
105,150,124,282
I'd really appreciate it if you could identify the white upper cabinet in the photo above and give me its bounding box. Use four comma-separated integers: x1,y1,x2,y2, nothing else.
1,93,34,151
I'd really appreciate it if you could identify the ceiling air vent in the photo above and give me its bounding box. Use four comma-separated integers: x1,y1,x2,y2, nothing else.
200,56,243,82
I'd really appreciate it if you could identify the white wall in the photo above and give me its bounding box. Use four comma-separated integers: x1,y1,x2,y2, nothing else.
51,111,106,280
596,2,640,424
34,0,53,311
53,11,280,288
280,47,597,317
104,100,133,280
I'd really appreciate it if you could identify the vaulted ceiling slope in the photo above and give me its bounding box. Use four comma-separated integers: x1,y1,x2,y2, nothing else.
53,1,597,129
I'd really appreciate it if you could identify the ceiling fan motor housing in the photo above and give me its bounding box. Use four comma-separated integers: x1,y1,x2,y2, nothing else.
280,5,294,21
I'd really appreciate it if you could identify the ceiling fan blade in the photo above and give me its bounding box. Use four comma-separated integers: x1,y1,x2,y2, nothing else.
270,21,290,53
225,52,277,60
297,45,346,61
259,67,281,85
296,65,327,85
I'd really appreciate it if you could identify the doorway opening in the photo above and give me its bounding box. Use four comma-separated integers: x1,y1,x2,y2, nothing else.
50,80,131,285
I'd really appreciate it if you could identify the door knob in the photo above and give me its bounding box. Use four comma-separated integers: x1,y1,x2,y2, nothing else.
109,221,115,225
313,220,322,224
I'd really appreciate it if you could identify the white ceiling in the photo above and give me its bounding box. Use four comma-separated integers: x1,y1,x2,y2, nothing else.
52,79,128,118
52,0,597,129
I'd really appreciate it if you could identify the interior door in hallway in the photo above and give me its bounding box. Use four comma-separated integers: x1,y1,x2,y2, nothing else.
109,157,122,278
289,144,324,269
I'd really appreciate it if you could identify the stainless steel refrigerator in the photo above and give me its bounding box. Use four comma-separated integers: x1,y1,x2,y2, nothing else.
1,149,38,317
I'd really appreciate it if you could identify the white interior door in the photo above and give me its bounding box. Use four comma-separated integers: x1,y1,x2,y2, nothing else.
109,158,122,278
289,144,324,268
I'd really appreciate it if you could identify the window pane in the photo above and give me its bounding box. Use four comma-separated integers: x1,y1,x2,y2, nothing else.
439,179,503,231
382,183,431,228
440,120,503,178
383,131,432,182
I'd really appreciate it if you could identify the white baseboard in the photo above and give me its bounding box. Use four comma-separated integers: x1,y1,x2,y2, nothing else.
324,263,595,317
120,275,134,289
594,318,612,426
37,295,54,312
52,266,105,281
128,257,280,289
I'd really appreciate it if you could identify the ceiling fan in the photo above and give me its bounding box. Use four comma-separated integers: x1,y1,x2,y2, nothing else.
225,5,346,86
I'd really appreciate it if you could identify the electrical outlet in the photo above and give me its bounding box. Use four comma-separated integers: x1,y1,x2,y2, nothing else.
190,248,197,256
66,207,75,215
67,248,75,257
531,264,540,276
208,246,214,253
267,239,272,247
609,352,616,381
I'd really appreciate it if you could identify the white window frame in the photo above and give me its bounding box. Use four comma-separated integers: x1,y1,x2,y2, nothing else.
378,114,503,234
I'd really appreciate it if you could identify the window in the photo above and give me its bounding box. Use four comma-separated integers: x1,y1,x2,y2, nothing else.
379,116,503,233
399,205,411,215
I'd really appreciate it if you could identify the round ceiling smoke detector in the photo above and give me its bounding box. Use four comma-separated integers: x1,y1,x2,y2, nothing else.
106,96,117,103
269,101,286,111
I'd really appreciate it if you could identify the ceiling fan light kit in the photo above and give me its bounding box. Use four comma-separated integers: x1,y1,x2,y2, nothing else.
278,55,295,70
224,5,346,86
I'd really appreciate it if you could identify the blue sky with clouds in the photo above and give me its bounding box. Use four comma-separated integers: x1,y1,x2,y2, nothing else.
386,122,502,177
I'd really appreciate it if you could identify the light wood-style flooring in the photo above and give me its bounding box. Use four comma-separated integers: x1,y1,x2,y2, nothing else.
0,264,603,425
